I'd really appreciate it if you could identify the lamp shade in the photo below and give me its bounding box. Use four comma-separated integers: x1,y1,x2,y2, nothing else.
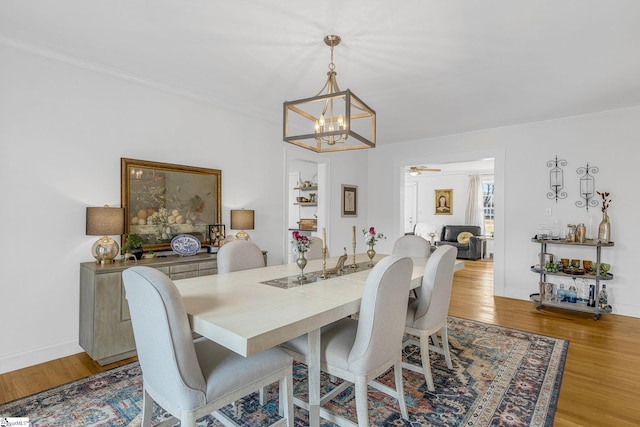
86,206,125,236
230,209,255,230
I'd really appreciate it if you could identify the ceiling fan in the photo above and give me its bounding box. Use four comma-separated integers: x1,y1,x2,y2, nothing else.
406,165,442,176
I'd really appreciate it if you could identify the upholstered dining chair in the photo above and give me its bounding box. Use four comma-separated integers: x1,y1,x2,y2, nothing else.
305,236,325,260
392,234,431,258
393,234,431,299
216,239,274,405
403,245,458,391
122,266,294,427
281,255,413,427
217,240,265,274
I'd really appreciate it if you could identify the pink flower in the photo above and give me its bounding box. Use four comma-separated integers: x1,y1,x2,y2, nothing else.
292,231,312,252
369,227,375,235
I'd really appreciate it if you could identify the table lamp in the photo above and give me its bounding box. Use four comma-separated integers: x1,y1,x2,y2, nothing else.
230,209,254,240
86,205,125,264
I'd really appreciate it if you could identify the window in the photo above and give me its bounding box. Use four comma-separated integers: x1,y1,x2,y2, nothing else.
482,179,494,236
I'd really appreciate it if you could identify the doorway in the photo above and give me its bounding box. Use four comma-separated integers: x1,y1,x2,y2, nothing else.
404,182,417,234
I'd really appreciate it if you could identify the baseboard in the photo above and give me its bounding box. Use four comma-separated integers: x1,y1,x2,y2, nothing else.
0,340,82,375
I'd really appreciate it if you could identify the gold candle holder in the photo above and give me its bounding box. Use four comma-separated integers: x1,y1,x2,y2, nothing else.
320,247,328,279
350,241,358,269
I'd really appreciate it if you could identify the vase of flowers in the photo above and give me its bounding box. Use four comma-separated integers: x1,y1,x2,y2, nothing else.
362,227,385,267
597,191,611,243
292,231,311,280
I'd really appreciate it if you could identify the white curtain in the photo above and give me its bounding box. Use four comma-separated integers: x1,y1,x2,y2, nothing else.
465,174,484,232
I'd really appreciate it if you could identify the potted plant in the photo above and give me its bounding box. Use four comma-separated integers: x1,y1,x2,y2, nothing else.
122,233,146,260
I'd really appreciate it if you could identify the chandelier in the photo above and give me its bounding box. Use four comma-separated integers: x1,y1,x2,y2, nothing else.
283,35,376,153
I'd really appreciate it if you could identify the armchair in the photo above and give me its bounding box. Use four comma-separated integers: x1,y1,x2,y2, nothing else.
435,225,482,260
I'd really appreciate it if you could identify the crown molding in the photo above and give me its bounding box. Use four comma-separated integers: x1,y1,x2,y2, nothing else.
0,34,223,107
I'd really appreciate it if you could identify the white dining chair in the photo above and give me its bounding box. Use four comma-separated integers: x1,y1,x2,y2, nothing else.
305,236,325,260
393,234,431,298
215,239,272,405
281,255,413,427
122,266,294,427
403,245,458,391
392,235,431,258
217,240,264,274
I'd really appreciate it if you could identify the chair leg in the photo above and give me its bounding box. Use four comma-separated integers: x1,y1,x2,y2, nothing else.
181,412,197,427
142,388,153,426
354,376,370,427
280,372,294,426
259,386,267,406
420,331,435,391
441,326,453,369
393,361,409,420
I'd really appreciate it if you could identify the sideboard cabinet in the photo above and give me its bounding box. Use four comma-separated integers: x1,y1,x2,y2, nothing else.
79,253,218,365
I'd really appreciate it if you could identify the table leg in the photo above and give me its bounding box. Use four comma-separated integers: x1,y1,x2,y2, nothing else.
307,328,321,427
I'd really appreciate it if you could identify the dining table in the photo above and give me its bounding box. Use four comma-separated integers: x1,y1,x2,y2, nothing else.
174,253,460,426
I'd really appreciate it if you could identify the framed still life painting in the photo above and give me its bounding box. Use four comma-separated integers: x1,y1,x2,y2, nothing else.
121,158,222,251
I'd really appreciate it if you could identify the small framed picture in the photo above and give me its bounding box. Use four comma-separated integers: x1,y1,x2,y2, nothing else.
208,224,226,250
434,189,453,215
341,184,358,217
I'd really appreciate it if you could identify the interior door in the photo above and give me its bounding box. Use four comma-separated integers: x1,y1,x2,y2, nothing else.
404,182,417,233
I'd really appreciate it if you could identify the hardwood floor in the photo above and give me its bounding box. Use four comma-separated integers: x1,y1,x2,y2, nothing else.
1,260,639,426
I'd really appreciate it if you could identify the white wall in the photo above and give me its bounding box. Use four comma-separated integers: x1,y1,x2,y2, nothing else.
408,173,472,229
284,146,373,258
0,44,269,371
368,107,639,318
0,43,371,373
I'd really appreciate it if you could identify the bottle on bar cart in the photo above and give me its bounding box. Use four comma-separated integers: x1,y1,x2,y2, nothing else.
598,284,608,309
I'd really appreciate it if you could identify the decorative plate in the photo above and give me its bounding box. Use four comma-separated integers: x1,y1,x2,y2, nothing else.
171,234,201,256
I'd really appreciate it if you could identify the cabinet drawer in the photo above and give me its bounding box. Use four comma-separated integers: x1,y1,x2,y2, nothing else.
199,268,217,277
154,266,170,275
171,271,199,280
199,260,217,271
170,263,198,274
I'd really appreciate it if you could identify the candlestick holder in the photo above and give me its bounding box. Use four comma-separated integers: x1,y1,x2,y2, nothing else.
350,241,358,269
319,248,328,279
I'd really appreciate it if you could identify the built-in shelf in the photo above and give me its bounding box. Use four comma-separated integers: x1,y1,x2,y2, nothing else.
294,186,318,191
294,202,317,206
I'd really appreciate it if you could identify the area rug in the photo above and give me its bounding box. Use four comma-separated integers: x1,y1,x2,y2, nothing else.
0,317,567,426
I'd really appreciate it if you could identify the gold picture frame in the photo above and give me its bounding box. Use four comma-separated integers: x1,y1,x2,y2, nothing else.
434,189,453,215
121,158,222,251
341,184,358,217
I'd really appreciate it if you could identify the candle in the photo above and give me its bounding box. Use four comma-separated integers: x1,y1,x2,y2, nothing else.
322,227,327,250
352,226,356,244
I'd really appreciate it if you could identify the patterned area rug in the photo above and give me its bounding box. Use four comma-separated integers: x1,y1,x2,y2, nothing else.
0,317,567,426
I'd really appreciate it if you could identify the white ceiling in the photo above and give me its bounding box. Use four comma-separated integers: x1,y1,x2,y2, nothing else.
2,0,640,145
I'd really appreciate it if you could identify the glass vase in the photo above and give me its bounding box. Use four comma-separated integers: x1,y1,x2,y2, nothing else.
598,211,611,243
296,250,308,280
366,244,376,267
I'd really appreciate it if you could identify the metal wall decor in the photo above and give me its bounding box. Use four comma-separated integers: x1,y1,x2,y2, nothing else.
546,155,567,202
576,162,599,211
